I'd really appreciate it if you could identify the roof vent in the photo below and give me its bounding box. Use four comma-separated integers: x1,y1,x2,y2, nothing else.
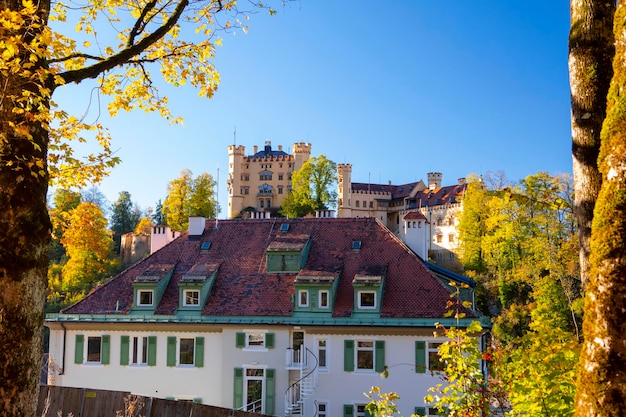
352,241,362,250
280,223,290,232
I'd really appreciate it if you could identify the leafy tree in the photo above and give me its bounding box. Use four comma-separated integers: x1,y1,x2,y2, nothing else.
81,186,110,217
0,0,277,413
48,188,81,264
152,199,165,225
281,155,337,218
135,216,153,235
110,191,142,253
60,202,116,293
425,322,501,417
162,169,217,231
457,172,580,343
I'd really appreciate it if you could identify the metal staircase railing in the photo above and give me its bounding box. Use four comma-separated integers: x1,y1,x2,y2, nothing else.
284,347,319,417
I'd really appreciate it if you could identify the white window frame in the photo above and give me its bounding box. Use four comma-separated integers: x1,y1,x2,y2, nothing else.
246,331,267,350
178,337,196,366
131,336,148,365
86,336,102,364
298,289,309,307
355,340,375,371
428,341,445,372
137,289,154,307
358,291,377,309
318,290,329,308
183,289,200,307
316,338,328,370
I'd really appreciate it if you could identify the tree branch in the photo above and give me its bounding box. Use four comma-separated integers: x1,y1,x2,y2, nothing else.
57,0,189,86
128,0,158,47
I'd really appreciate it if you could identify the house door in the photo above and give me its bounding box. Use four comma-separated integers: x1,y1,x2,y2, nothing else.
244,368,264,413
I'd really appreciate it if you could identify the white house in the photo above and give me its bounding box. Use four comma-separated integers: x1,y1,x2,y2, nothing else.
46,217,487,417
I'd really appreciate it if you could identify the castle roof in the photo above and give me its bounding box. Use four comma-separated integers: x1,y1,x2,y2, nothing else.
62,218,476,321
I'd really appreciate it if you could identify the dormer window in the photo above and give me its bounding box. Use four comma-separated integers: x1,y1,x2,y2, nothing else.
266,234,311,273
183,290,200,307
358,291,376,309
352,268,385,315
319,290,329,308
298,290,309,307
177,262,219,313
132,264,175,312
138,290,154,307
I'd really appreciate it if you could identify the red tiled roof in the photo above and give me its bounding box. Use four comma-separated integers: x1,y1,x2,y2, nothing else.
403,211,428,221
63,218,475,320
351,182,421,199
407,184,466,208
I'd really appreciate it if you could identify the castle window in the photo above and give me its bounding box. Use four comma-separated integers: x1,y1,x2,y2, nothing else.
356,201,360,208
369,201,373,208
278,186,283,194
448,234,455,243
448,216,454,226
436,234,443,243
278,174,283,181
436,217,443,226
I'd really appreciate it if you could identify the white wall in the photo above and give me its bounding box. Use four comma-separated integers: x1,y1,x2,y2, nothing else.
48,325,453,417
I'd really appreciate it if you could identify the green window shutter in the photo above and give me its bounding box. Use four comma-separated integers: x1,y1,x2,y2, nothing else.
195,337,205,367
74,334,84,364
343,404,354,417
193,398,202,404
101,335,110,365
415,341,426,374
167,336,177,367
148,336,157,366
120,336,130,366
364,407,373,417
235,332,245,348
375,340,385,372
233,368,244,409
265,368,275,415
266,333,275,349
344,340,354,372
414,407,426,416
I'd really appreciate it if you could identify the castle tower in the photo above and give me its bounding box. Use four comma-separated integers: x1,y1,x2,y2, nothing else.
227,145,246,218
427,172,443,190
337,163,353,218
292,142,312,171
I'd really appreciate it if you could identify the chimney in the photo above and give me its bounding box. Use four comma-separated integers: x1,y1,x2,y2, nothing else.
278,145,283,151
188,217,206,236
458,177,466,185
253,145,258,154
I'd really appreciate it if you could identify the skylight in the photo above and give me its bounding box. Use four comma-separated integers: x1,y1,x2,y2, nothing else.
200,241,211,252
280,223,290,232
352,241,362,250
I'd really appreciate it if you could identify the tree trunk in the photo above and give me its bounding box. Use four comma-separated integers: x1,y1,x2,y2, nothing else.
0,1,52,416
575,1,626,414
569,0,615,288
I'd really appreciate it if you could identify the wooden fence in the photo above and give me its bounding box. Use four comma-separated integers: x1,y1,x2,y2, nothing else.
38,386,269,417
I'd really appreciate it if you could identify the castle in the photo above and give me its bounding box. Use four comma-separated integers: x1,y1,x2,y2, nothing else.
227,141,311,218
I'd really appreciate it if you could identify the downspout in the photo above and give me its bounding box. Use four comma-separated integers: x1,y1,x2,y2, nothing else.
59,322,66,375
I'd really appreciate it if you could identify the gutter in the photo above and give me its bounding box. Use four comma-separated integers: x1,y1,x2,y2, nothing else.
59,322,66,375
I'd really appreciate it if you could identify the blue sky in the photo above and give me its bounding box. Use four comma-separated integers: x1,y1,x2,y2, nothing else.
53,1,572,217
